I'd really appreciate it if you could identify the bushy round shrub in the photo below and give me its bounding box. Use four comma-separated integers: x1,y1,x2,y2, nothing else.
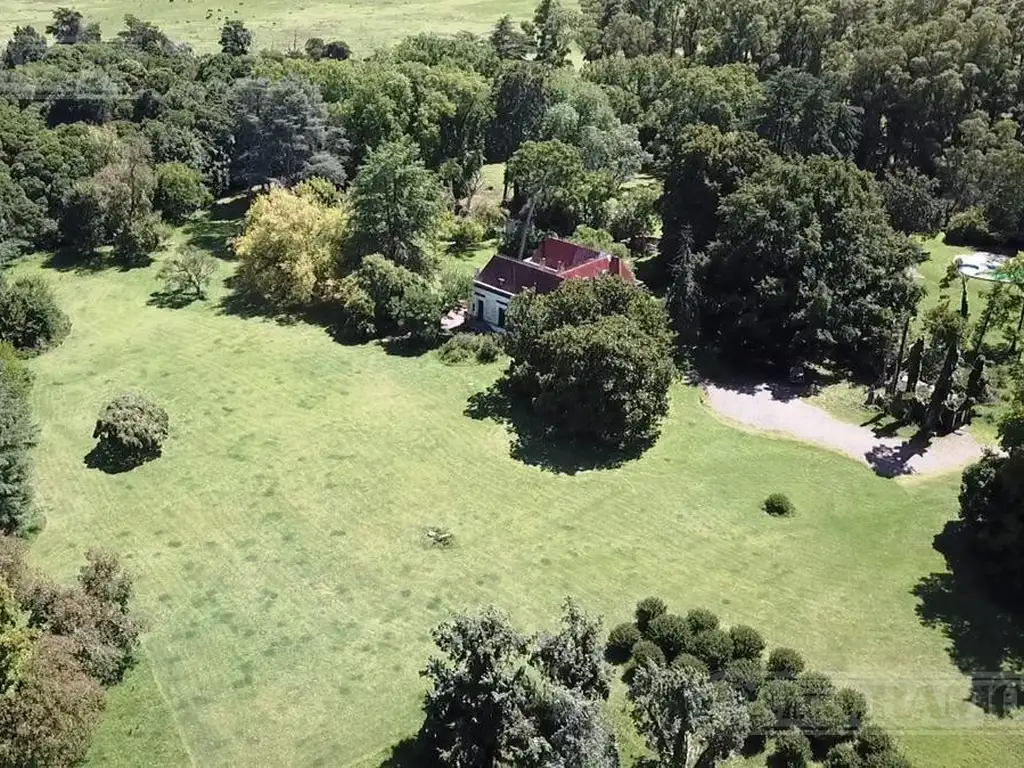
797,670,836,701
685,607,719,633
772,727,812,767
605,622,642,664
0,275,71,354
635,596,667,633
747,699,776,737
671,652,708,674
835,687,868,727
448,217,487,253
764,492,796,517
154,162,212,223
724,658,766,701
92,393,169,470
944,206,995,247
647,613,690,661
630,639,665,669
822,742,860,768
690,628,734,671
768,647,806,679
758,679,805,724
438,333,503,365
730,624,766,660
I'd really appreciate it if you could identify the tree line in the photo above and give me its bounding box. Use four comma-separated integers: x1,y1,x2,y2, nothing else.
410,596,911,767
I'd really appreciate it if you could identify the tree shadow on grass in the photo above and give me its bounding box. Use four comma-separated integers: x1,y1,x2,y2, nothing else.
83,445,159,475
912,521,1024,716
181,195,250,260
863,429,934,478
147,289,200,309
465,381,652,475
376,735,424,768
42,248,152,273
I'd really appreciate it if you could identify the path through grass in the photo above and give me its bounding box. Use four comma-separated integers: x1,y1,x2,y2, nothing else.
14,247,1023,766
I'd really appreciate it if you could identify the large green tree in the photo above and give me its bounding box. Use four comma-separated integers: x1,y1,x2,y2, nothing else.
627,662,750,768
348,139,445,274
504,276,675,447
696,156,923,375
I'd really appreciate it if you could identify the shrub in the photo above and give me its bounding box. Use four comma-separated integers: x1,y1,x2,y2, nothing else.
690,628,733,670
823,742,861,768
685,607,719,633
0,341,33,401
671,652,708,674
153,162,212,223
0,366,36,535
91,393,169,470
836,687,868,728
605,622,641,664
629,639,665,669
758,679,806,725
724,658,766,701
748,699,776,736
730,624,766,660
646,613,690,661
764,492,796,517
158,248,218,300
0,275,71,354
945,206,996,247
112,213,163,267
469,200,507,237
635,596,667,633
448,217,486,253
768,647,806,679
438,333,503,365
772,727,812,767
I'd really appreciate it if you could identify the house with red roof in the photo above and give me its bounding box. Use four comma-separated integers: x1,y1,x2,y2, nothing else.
471,237,636,329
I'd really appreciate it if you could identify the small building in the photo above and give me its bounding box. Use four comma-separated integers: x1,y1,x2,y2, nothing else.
472,237,636,329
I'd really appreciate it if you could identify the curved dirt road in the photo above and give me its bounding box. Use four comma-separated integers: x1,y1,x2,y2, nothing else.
703,383,985,478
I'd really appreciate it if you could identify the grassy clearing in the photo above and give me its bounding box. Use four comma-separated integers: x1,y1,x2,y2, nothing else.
0,0,545,54
11,223,1023,766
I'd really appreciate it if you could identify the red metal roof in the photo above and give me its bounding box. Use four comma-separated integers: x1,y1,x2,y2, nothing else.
474,237,636,297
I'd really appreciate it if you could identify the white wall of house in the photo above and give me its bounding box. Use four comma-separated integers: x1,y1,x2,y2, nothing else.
472,285,510,328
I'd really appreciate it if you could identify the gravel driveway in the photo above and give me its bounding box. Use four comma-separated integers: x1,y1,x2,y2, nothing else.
703,383,985,478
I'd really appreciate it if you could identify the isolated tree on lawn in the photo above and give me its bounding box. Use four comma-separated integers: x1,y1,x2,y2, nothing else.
219,20,253,56
158,248,218,301
504,276,676,447
91,393,169,470
349,139,446,274
418,605,619,766
419,607,536,764
628,662,750,768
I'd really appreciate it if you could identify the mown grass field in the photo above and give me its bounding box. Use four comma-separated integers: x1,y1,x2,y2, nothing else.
1,0,543,53
12,213,1024,766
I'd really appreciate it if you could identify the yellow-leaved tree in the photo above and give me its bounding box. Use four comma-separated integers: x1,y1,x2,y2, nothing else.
234,186,348,307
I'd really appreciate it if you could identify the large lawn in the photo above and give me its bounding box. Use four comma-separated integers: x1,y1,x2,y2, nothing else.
13,229,1023,766
0,0,543,53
